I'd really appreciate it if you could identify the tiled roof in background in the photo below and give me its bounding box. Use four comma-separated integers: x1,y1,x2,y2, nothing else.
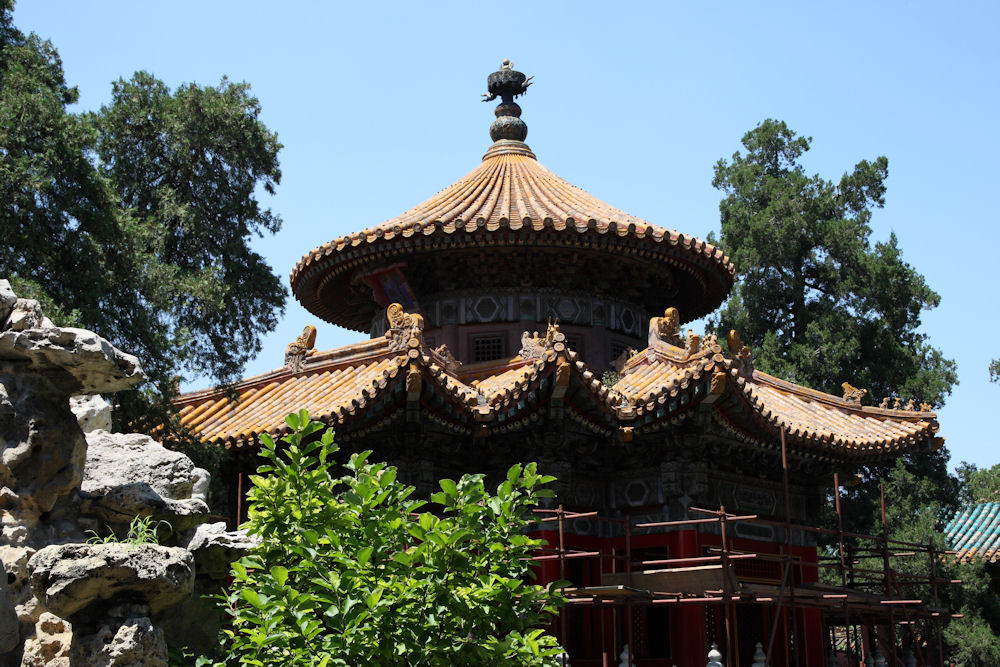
946,502,1000,563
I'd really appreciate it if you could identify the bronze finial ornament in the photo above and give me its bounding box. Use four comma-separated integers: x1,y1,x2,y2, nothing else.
481,59,533,102
482,59,533,143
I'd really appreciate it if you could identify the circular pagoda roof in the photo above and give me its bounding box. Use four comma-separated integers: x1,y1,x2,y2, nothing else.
291,62,735,332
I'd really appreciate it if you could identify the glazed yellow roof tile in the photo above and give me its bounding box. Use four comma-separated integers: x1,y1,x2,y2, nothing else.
615,356,710,403
605,342,938,455
291,152,730,284
421,358,479,406
473,355,551,403
179,355,407,444
289,141,737,333
176,331,938,460
733,372,936,450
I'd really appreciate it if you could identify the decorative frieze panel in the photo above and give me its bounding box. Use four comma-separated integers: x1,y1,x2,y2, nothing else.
370,289,648,338
733,487,777,515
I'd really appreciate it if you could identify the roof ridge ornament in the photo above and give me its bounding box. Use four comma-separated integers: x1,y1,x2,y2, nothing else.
482,60,535,157
385,303,424,353
284,325,317,372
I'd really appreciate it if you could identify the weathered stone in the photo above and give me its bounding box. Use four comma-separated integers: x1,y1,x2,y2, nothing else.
0,328,143,395
190,468,210,504
80,484,209,534
0,372,87,517
83,432,197,500
0,547,34,591
20,612,71,667
181,522,258,579
0,281,15,327
70,609,167,667
28,543,194,619
5,300,54,332
69,395,112,434
0,557,19,653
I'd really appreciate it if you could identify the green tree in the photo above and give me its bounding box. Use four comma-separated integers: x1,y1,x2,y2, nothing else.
89,71,285,431
711,120,995,659
711,119,956,406
991,358,999,383
956,462,1000,504
0,1,285,440
0,0,115,325
215,411,566,666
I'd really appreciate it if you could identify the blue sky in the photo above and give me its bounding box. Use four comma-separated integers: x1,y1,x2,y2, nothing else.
14,1,1000,470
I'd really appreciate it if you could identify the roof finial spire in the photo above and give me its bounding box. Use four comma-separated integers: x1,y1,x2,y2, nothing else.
482,59,532,143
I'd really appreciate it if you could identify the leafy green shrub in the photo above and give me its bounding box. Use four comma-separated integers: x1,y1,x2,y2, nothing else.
216,410,566,666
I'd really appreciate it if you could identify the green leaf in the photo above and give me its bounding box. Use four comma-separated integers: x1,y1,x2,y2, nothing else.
506,463,522,484
357,546,373,567
241,589,262,608
439,478,458,497
270,566,288,587
365,588,382,610
391,551,413,566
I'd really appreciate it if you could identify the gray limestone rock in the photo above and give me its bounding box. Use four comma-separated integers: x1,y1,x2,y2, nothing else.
20,612,72,667
70,395,112,434
0,281,15,327
158,523,257,655
27,543,194,619
70,610,167,667
5,300,54,332
190,468,210,504
0,326,144,527
83,432,198,501
0,372,87,518
79,484,210,534
0,328,144,395
0,557,19,654
181,522,258,579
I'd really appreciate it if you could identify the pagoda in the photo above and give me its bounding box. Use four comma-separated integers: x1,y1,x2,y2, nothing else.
176,62,946,666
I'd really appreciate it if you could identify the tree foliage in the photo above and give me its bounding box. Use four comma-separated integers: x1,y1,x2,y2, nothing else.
956,462,1000,504
0,1,285,438
712,120,998,660
215,411,565,666
711,119,956,406
824,456,1000,665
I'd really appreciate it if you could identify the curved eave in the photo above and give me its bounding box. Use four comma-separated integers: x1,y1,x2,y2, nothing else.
291,149,734,331
609,343,940,462
175,337,410,450
715,370,940,462
475,350,619,437
294,221,733,331
174,324,940,464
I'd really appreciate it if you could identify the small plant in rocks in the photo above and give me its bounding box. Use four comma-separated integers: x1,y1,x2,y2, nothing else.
87,515,172,545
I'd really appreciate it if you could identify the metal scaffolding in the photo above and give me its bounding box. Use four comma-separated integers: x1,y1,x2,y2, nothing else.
529,431,959,667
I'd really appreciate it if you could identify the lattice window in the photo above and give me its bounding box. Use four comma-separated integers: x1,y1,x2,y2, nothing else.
471,334,506,362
